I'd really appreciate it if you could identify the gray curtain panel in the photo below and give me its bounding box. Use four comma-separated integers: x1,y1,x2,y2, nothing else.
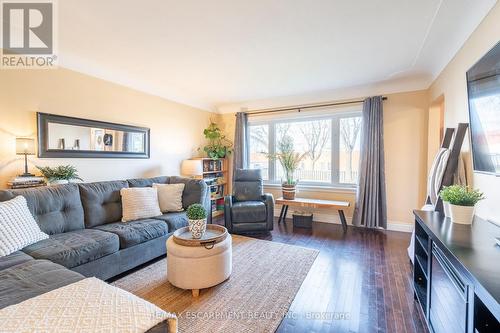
352,96,387,229
233,112,249,177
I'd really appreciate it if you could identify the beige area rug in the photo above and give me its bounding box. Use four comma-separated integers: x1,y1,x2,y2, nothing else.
112,235,318,333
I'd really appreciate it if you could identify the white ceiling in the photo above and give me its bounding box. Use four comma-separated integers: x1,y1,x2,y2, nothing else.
55,0,497,111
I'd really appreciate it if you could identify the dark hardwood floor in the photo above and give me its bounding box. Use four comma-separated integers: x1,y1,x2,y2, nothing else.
215,217,428,333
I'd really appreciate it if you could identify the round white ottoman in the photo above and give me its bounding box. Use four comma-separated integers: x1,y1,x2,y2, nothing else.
166,234,232,297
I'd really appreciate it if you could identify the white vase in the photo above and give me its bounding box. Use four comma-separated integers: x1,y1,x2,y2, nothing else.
449,203,475,225
443,201,451,218
49,179,69,186
189,218,207,239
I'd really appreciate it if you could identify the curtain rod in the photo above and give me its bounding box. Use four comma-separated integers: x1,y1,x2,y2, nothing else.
245,96,387,116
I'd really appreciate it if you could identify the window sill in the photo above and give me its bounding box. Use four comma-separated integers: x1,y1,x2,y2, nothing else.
263,183,356,194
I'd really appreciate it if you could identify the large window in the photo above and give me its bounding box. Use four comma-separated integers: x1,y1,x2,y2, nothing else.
249,112,362,187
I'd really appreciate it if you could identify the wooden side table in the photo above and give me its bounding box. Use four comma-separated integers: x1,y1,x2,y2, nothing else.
275,197,350,231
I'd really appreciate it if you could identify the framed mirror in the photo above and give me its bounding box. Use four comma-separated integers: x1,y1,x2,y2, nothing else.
37,113,150,158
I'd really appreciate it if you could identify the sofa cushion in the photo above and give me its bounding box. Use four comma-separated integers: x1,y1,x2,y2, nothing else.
0,251,33,271
0,184,85,234
231,201,267,223
21,229,119,268
153,183,185,213
127,176,169,188
154,212,189,231
0,259,84,309
94,219,169,249
120,187,162,222
79,181,128,228
0,196,49,257
169,176,207,209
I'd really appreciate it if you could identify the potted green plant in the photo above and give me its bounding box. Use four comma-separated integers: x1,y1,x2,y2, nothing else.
36,165,83,185
267,135,307,200
202,121,233,159
187,203,208,239
439,185,485,224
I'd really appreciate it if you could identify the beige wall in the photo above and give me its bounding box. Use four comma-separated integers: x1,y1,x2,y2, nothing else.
427,96,444,171
218,90,429,227
429,2,500,221
0,68,212,187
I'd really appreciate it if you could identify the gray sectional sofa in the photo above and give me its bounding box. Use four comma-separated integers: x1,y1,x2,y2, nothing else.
0,176,209,313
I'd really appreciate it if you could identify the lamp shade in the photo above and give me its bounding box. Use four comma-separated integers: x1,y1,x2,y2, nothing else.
16,138,35,155
181,159,203,177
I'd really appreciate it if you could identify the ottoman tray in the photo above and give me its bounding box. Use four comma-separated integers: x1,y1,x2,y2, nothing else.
173,224,228,248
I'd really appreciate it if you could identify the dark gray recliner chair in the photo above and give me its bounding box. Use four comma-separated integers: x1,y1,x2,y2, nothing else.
224,169,274,234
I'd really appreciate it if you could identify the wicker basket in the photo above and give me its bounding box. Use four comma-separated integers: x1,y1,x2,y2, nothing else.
292,212,313,228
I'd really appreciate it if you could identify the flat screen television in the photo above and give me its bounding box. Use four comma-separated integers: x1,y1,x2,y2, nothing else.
467,41,500,175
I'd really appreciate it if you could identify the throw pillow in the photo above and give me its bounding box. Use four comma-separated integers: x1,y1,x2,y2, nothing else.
120,187,162,222
0,196,49,257
152,183,185,213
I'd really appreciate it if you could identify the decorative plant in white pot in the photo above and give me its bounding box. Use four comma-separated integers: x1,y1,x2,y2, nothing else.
186,203,208,239
439,185,485,224
267,135,306,200
37,165,83,185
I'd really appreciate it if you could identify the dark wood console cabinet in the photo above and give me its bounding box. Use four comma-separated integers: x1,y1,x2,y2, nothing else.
413,210,500,333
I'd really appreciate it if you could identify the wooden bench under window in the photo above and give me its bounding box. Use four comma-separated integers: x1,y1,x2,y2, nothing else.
275,197,350,231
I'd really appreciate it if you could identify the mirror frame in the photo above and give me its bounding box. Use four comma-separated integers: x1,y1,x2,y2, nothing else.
37,112,150,159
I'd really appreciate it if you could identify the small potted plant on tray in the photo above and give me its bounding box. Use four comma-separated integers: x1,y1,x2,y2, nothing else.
267,135,306,200
37,165,83,185
439,185,485,224
187,203,208,239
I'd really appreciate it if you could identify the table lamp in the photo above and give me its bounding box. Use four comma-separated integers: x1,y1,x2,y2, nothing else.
181,159,203,178
16,138,35,177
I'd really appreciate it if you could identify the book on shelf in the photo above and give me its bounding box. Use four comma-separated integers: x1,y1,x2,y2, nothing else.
203,159,223,172
11,176,45,183
211,198,224,216
203,177,217,185
216,198,224,210
8,183,45,189
209,184,224,199
8,176,46,189
203,176,226,186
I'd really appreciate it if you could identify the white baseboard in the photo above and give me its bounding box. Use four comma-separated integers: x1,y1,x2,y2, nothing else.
385,222,413,233
273,208,413,233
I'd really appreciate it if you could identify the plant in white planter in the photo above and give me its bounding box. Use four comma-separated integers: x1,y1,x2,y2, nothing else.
186,203,208,239
439,185,485,224
36,165,83,185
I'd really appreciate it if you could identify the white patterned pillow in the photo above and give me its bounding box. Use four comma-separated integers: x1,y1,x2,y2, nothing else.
153,183,185,212
0,196,49,257
120,187,162,222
